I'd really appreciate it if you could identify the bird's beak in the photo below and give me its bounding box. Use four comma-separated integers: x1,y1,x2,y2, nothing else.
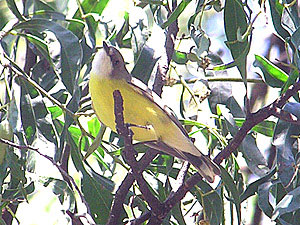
103,41,109,54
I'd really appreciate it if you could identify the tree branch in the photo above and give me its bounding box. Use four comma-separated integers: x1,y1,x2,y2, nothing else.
130,79,300,224
214,80,300,164
271,107,300,125
153,0,179,96
112,90,163,223
106,150,158,225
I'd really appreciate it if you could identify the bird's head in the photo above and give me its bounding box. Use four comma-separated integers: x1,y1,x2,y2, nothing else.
91,42,130,81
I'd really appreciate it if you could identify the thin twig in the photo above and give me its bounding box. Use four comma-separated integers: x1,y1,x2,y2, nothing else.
174,161,190,191
171,77,264,86
4,57,95,142
153,0,179,96
0,138,37,150
129,211,151,225
271,107,300,125
4,62,74,118
0,138,93,223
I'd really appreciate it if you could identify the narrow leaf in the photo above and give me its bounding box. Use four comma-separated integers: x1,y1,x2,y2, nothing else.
13,19,82,94
220,167,241,224
240,168,276,202
268,0,290,40
273,102,300,187
254,54,288,88
6,0,26,21
172,50,188,65
17,32,54,67
161,0,192,29
235,118,276,137
224,0,249,85
272,186,300,220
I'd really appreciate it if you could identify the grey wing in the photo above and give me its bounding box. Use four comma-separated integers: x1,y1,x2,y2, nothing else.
144,141,220,182
129,78,190,137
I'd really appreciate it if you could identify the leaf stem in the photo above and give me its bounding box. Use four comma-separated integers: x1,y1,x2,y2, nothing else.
171,77,263,86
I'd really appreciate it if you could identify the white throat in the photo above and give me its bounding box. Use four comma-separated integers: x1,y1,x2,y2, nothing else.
91,49,113,79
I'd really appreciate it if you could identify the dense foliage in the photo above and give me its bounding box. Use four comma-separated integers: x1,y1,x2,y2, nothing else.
1,0,300,224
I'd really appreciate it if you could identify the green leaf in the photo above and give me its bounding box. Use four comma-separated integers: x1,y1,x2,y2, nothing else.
224,0,249,85
30,61,60,96
32,98,59,147
254,54,288,88
40,177,75,211
219,103,269,176
81,171,113,224
7,95,20,137
187,0,204,29
224,0,248,48
220,166,241,224
207,72,232,114
6,0,26,21
268,0,290,40
182,119,226,147
68,125,113,189
13,18,82,94
131,45,159,85
193,180,223,225
2,182,35,201
172,50,188,65
240,168,276,202
18,77,59,149
147,164,180,178
212,61,237,71
32,0,56,12
68,125,82,145
20,88,37,145
235,118,276,137
0,119,12,167
17,32,54,67
273,102,300,187
272,186,300,220
171,202,186,225
33,10,66,20
291,27,300,66
286,0,300,29
161,0,192,29
115,12,130,48
68,0,109,39
84,123,106,160
258,181,274,218
5,150,26,184
48,106,63,120
281,69,299,95
68,132,113,224
87,117,101,137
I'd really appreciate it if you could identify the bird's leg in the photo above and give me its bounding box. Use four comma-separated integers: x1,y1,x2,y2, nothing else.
126,123,152,130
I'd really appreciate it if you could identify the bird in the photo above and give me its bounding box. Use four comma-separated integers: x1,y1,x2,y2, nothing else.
89,41,220,182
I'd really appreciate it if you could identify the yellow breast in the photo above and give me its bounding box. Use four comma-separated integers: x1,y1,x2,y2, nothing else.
89,75,163,141
89,74,202,157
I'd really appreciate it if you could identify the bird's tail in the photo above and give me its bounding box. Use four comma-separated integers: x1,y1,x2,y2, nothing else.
144,141,220,183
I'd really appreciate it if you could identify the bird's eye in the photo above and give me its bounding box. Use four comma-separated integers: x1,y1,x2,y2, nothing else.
114,60,120,66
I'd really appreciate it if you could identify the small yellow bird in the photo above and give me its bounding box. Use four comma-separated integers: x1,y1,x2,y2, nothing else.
89,42,220,182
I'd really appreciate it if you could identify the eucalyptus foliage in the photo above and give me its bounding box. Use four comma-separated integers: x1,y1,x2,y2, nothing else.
1,0,300,224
